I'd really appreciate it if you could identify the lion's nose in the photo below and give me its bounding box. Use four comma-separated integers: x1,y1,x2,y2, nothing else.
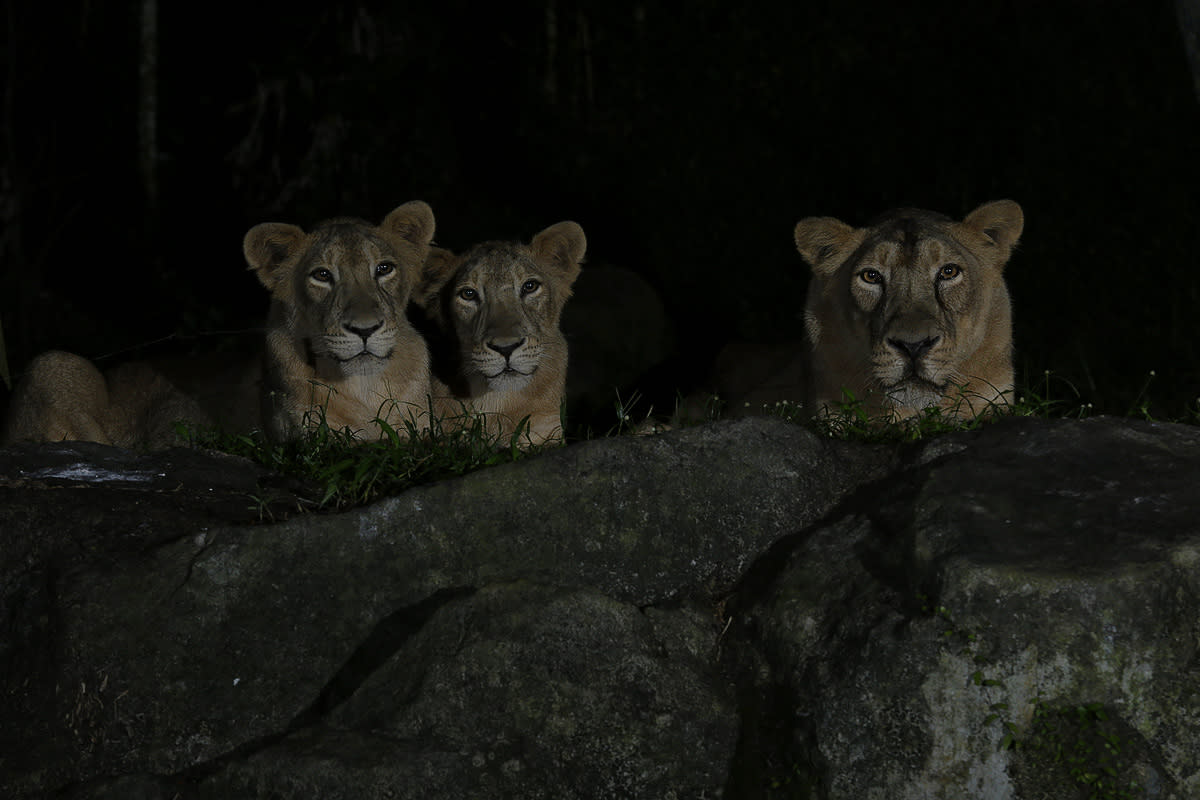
887,336,939,362
345,321,383,343
487,338,525,360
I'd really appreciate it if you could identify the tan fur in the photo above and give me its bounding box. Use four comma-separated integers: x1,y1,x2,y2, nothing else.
415,222,585,446
3,351,209,450
244,201,437,440
794,199,1023,422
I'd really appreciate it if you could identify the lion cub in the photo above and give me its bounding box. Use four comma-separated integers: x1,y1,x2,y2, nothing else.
244,201,437,440
414,221,586,447
794,199,1024,422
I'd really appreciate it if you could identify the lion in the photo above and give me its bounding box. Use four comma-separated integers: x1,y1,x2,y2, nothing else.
793,199,1024,422
244,201,437,441
2,350,210,450
3,202,437,450
413,221,585,447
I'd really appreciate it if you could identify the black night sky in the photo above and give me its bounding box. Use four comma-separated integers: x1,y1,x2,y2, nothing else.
3,1,1199,423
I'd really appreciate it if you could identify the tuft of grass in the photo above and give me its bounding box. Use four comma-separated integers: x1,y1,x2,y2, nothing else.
1124,370,1158,421
807,388,1005,444
752,398,806,425
180,367,1193,514
610,389,651,436
182,398,544,513
1011,370,1094,420
803,372,1108,444
598,388,724,438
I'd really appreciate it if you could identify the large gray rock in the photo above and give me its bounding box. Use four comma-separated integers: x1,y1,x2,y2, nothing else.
728,416,1200,798
4,415,1200,798
200,584,733,799
0,417,890,799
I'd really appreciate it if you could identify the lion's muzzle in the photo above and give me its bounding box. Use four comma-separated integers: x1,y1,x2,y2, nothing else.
487,337,526,361
345,320,383,345
887,335,940,364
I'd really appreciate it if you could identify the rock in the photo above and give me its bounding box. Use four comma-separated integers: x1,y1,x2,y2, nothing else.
726,415,1200,798
201,584,735,799
4,415,1200,798
0,417,890,799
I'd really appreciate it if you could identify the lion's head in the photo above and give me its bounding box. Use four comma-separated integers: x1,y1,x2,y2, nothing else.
416,221,586,445
243,201,436,439
794,199,1023,421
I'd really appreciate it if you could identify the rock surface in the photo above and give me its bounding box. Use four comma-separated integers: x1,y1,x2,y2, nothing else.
1,415,1198,798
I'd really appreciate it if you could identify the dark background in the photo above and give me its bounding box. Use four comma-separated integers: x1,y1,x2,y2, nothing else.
3,0,1199,425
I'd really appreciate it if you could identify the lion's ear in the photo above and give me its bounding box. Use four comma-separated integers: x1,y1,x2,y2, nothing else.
244,223,308,290
793,217,862,276
412,246,459,311
962,199,1024,259
531,221,586,286
382,200,436,248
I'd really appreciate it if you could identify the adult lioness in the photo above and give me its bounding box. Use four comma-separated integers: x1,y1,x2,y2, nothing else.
244,201,437,440
2,351,208,450
415,221,585,446
794,199,1023,422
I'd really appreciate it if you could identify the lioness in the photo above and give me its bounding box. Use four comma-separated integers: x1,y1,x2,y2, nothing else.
794,199,1023,421
3,351,208,450
244,201,437,440
3,203,437,449
415,221,585,446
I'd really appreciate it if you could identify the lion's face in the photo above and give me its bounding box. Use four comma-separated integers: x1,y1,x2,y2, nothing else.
244,201,436,378
795,200,1023,418
425,221,585,396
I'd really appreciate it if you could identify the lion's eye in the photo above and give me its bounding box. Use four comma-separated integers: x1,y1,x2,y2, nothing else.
520,279,541,296
458,287,478,301
310,268,334,284
938,263,962,281
859,268,883,285
375,261,396,278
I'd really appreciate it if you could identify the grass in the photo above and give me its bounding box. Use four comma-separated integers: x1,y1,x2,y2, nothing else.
790,366,1190,445
182,366,1196,516
182,399,545,514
